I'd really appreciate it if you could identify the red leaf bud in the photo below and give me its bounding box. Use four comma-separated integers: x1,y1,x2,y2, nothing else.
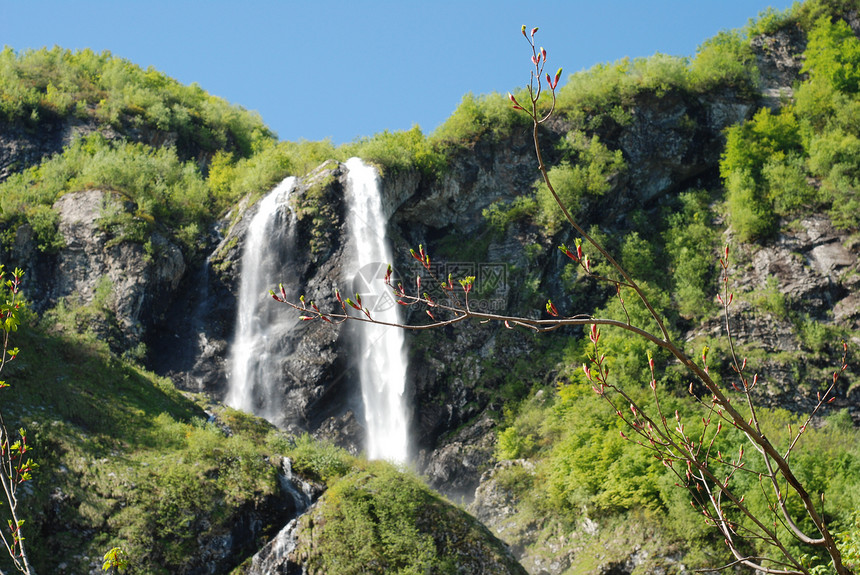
531,27,538,37
558,244,578,261
521,25,527,37
504,320,513,329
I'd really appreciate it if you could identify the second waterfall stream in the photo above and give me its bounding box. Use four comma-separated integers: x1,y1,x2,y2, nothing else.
344,157,409,463
226,158,409,463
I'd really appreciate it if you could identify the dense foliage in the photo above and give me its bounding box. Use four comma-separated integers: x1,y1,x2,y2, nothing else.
299,461,521,575
0,46,272,158
487,2,860,570
720,14,860,239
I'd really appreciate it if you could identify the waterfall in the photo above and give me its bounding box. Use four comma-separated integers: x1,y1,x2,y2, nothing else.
225,177,298,424
345,157,409,463
247,458,318,574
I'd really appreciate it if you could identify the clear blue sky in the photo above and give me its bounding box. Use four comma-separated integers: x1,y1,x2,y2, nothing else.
1,1,794,145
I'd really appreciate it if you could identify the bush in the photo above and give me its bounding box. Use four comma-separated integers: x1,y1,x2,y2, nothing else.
721,107,803,240
689,30,758,93
0,133,211,253
0,47,273,158
338,125,444,178
482,196,538,234
431,91,531,145
535,132,625,234
663,190,719,319
802,16,860,95
746,5,799,38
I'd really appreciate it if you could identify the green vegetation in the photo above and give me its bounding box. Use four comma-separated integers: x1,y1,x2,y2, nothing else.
663,190,720,318
720,10,860,239
6,301,462,574
0,133,209,253
0,46,271,157
300,461,522,575
431,91,532,146
535,132,625,234
493,348,860,571
2,310,281,574
340,125,445,178
483,5,860,571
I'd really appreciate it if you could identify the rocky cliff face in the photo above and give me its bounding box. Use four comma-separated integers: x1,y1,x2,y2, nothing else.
13,188,185,352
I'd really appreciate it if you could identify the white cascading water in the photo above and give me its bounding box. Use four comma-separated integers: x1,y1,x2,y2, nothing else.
226,176,298,424
345,157,410,463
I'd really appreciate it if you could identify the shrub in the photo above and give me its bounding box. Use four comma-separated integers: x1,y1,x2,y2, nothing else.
431,91,531,145
535,132,624,234
339,125,444,178
483,196,538,234
0,133,211,254
663,190,719,319
689,30,758,93
801,16,860,95
0,47,273,158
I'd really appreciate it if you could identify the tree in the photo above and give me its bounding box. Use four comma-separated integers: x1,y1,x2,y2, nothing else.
273,26,854,574
0,266,34,575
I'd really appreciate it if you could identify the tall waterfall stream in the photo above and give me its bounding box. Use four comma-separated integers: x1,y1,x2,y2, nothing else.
225,176,298,425
345,157,409,463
